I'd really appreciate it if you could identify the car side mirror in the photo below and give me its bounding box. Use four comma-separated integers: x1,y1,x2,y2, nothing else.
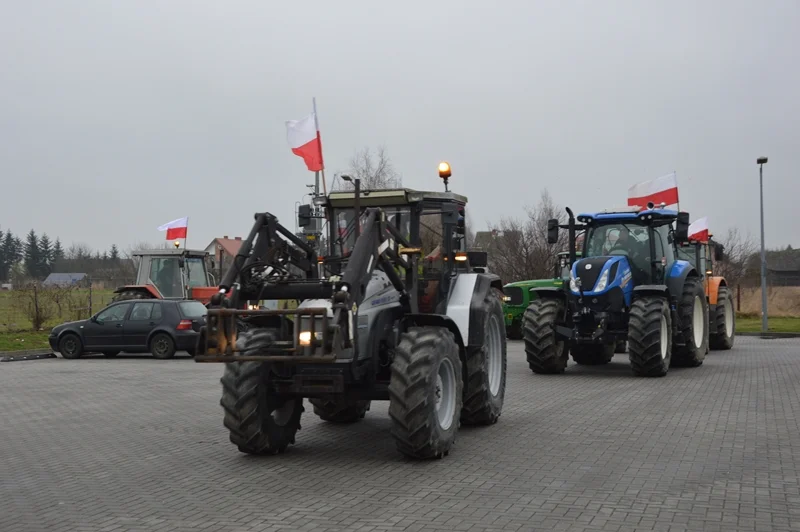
675,212,690,242
547,219,559,244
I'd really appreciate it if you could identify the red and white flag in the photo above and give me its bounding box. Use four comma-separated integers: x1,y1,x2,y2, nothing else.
688,216,709,242
286,112,323,172
157,216,188,240
627,171,679,209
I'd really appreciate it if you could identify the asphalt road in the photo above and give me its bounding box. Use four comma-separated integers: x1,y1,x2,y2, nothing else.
2,337,800,532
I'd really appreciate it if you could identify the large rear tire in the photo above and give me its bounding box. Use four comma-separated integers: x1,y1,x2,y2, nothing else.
112,290,154,302
220,328,303,455
309,397,371,423
461,288,507,426
628,296,672,377
522,298,568,374
671,277,709,367
709,285,735,350
571,343,615,365
388,326,463,459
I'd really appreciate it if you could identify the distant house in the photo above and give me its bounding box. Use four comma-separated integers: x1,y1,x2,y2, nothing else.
43,273,88,287
205,236,244,279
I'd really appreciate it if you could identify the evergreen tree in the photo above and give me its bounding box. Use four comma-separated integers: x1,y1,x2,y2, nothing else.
109,244,120,261
24,230,41,279
52,238,65,263
39,233,53,268
1,231,19,281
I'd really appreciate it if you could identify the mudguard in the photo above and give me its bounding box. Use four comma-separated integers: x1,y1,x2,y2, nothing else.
401,313,465,350
666,260,697,299
444,273,502,349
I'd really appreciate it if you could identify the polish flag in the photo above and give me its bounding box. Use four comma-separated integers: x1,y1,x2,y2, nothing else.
627,172,679,209
688,216,709,242
286,112,324,172
158,217,188,240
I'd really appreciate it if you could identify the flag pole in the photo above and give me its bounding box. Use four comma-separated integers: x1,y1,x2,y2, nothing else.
312,97,327,195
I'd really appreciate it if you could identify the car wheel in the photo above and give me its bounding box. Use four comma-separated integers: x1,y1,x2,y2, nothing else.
150,333,176,360
58,333,84,359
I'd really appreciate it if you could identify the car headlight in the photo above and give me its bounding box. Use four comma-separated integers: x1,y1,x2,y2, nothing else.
594,269,610,292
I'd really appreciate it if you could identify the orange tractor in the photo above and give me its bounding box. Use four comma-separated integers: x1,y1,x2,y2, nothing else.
676,236,735,350
112,249,220,305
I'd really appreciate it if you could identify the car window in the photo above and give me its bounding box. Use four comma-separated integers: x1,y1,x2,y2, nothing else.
129,303,154,321
151,304,163,321
96,303,131,322
179,301,207,318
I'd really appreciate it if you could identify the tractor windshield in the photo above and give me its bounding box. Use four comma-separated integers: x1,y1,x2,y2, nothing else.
330,206,411,257
148,257,183,298
584,223,651,282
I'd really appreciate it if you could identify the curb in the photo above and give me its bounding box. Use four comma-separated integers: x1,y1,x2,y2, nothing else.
0,348,58,362
737,332,800,339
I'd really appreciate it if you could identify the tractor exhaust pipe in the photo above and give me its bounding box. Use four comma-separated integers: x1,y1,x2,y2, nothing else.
566,207,577,266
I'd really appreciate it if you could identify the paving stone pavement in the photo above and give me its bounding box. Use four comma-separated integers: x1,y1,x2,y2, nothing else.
2,338,800,532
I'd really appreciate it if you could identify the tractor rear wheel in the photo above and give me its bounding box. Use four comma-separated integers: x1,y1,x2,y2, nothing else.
522,298,569,374
388,326,463,459
627,296,672,377
460,288,507,426
709,286,735,350
309,397,371,423
571,343,615,365
671,277,709,367
112,290,153,302
220,328,303,455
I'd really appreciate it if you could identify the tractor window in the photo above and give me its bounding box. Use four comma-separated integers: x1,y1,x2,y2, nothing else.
148,257,183,298
676,244,697,268
331,207,410,257
654,226,675,265
585,224,648,259
185,257,207,288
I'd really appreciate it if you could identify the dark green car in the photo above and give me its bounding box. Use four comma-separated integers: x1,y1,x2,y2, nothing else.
503,251,580,339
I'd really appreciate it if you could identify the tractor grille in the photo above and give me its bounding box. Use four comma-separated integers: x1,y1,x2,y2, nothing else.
505,286,524,305
575,257,612,291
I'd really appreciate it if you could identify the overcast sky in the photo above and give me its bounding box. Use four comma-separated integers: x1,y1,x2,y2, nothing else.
1,0,798,254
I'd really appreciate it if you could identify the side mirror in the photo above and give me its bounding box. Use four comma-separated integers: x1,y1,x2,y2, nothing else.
178,257,185,268
714,243,724,262
547,218,559,244
467,250,488,268
675,212,690,242
298,204,312,227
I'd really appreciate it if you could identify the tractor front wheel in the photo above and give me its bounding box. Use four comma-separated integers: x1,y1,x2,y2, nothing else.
460,288,507,426
220,328,304,455
627,296,672,377
388,326,463,459
571,343,615,365
671,277,709,367
310,397,371,423
710,286,735,350
522,298,569,374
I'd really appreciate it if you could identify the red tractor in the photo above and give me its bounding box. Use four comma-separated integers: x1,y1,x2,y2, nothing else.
112,249,220,305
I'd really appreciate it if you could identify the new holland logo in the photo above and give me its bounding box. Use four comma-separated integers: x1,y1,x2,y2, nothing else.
620,269,632,288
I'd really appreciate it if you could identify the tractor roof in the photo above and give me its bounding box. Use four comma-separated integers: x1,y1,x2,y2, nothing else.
133,249,209,258
576,207,679,225
323,188,468,208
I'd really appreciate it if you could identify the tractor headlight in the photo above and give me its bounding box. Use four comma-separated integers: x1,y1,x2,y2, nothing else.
502,295,511,302
569,273,579,293
298,315,325,346
594,269,610,292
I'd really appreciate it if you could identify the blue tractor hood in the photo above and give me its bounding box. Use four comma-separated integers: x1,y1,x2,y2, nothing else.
569,255,634,300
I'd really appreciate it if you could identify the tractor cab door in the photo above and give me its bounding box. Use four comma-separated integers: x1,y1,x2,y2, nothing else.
148,257,184,299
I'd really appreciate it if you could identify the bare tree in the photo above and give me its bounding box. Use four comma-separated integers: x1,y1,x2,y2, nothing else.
715,227,757,288
334,145,402,190
486,189,569,283
11,281,57,330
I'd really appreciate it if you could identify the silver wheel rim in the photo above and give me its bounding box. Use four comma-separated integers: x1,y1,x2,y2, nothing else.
660,314,668,359
435,358,457,431
487,314,503,397
692,296,704,347
724,298,733,337
271,400,297,427
154,337,169,355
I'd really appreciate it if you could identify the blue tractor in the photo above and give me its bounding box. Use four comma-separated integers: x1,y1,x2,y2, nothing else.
522,204,709,377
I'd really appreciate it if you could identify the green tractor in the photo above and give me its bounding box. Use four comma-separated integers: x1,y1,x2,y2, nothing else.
503,251,580,339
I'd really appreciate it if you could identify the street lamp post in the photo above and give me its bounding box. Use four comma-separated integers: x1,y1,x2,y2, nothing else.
757,156,769,333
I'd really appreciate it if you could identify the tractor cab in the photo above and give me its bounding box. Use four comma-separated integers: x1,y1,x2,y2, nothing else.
113,249,218,303
315,186,489,314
